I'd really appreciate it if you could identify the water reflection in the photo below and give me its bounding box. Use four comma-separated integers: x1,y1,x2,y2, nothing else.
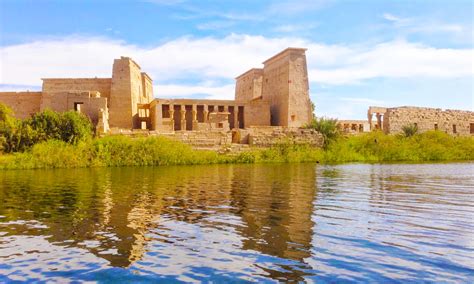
0,164,317,281
0,163,473,282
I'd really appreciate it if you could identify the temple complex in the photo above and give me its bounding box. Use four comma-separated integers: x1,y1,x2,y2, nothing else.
0,48,313,135
1,47,472,148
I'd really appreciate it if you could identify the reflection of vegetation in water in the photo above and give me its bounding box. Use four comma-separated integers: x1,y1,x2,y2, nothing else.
0,164,317,276
0,130,472,170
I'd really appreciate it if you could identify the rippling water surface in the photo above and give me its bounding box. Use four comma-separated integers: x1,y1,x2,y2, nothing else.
0,163,473,282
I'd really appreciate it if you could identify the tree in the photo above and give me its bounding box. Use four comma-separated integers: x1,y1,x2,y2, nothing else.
304,117,340,148
0,103,19,152
0,103,94,153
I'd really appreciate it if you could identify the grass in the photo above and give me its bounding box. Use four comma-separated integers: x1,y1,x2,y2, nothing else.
0,130,472,170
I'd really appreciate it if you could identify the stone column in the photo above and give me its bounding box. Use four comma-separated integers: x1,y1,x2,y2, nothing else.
368,111,373,130
203,104,209,123
169,104,175,131
180,105,186,131
380,114,384,132
234,106,239,129
192,104,198,130
376,113,382,130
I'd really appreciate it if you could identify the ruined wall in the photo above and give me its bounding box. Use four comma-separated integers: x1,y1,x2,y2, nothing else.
40,91,108,124
157,131,232,150
384,107,474,135
245,126,324,147
235,68,263,102
287,50,312,127
0,92,42,119
42,78,112,101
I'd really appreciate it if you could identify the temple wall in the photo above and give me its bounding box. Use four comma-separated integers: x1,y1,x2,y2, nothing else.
235,68,263,102
243,99,271,126
40,91,108,124
262,54,290,126
383,107,474,135
287,51,312,127
260,48,311,127
141,73,154,103
0,92,42,119
42,78,112,100
109,57,137,129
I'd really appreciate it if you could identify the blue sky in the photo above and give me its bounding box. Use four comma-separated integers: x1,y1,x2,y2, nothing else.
0,0,472,119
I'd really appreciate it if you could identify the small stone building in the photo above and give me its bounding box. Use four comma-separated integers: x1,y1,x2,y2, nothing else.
337,120,370,134
368,106,474,135
0,48,313,136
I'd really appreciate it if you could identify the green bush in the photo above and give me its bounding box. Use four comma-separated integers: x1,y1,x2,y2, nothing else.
0,113,472,170
0,103,93,153
304,117,340,148
402,124,418,137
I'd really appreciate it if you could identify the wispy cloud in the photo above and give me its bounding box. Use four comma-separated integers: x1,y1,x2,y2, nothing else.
197,21,235,31
382,13,467,35
273,23,318,33
382,13,410,25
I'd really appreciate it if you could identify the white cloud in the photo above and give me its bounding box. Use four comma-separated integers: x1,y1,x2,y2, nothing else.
0,34,472,99
156,83,234,100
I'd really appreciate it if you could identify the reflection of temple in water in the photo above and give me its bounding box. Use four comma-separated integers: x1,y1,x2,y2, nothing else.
0,164,316,275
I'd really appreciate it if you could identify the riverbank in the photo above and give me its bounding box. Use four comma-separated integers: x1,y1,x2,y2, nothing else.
0,130,472,170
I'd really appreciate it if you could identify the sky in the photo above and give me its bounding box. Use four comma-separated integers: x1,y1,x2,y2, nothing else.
0,0,472,119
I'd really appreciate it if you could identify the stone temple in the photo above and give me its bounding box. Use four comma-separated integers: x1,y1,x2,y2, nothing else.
0,48,313,134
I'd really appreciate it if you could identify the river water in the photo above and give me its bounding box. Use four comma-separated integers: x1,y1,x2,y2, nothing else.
0,163,473,283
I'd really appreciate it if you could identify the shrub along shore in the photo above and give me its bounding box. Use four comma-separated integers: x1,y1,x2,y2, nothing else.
0,104,473,170
0,131,473,170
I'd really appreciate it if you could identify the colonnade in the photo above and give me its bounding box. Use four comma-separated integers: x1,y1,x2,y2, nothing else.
165,103,243,131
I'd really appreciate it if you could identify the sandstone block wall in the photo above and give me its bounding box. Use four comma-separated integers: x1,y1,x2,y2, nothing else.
42,78,112,100
235,68,263,102
41,91,108,124
109,57,153,129
262,52,290,126
287,51,312,127
234,48,312,128
0,92,42,119
244,126,324,147
109,57,137,129
243,99,271,126
159,131,232,149
384,107,474,135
